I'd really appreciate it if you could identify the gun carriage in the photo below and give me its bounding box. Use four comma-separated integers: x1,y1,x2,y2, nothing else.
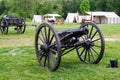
0,15,26,34
35,22,105,71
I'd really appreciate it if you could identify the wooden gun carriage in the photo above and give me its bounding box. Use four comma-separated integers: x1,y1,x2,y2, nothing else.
35,22,105,71
0,15,26,34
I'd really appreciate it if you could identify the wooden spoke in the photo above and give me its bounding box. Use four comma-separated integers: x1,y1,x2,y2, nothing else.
91,31,97,39
49,34,54,44
44,54,47,67
91,47,99,56
92,38,101,42
49,48,57,54
79,48,86,56
89,26,93,38
44,26,48,40
88,49,90,63
89,48,95,61
48,28,51,44
38,35,44,43
84,49,87,62
40,29,46,42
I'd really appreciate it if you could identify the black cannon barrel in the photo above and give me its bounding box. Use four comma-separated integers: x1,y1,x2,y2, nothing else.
57,26,88,38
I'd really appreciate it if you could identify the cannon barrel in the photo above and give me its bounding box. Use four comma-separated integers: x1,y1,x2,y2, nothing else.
57,27,88,45
57,26,88,38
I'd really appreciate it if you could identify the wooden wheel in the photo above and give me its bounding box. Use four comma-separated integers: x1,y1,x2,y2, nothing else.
35,23,61,71
0,18,8,35
17,17,26,34
76,22,105,64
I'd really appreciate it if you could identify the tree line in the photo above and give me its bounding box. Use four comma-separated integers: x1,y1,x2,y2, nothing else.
0,0,120,20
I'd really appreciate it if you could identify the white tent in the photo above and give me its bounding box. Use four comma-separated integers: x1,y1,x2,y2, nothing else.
32,15,42,23
44,14,61,17
65,13,79,23
78,15,91,23
43,14,61,21
86,12,120,24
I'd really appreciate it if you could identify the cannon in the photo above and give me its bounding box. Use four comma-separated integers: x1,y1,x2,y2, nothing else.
35,22,105,71
0,15,26,34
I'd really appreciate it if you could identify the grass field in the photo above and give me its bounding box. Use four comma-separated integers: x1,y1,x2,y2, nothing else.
0,23,120,80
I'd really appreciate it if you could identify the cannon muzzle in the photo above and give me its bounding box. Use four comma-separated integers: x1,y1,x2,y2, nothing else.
71,26,88,37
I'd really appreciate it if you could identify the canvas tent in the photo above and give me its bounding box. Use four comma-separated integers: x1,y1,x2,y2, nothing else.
65,13,79,23
43,14,61,21
86,12,120,24
32,15,42,23
44,14,61,17
78,15,92,23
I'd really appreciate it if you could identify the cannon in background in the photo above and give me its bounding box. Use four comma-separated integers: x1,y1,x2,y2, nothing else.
0,15,26,34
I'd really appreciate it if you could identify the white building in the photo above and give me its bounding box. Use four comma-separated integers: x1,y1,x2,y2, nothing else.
86,12,120,24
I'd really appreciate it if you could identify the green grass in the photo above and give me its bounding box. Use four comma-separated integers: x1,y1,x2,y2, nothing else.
0,42,120,80
99,24,120,38
0,23,120,80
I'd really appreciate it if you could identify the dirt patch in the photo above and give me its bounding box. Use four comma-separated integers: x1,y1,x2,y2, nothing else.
105,38,120,41
0,36,120,48
0,37,34,47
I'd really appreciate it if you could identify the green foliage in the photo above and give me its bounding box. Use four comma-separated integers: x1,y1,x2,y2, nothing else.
89,0,120,16
80,0,90,14
89,0,107,11
61,0,81,18
0,0,120,19
8,0,35,18
0,0,6,14
106,0,120,16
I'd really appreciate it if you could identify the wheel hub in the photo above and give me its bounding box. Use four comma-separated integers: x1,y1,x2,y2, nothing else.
84,39,94,48
40,44,49,52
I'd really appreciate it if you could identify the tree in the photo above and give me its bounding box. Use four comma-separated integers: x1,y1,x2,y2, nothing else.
106,0,120,16
94,0,107,11
80,0,90,14
0,0,120,19
0,0,7,15
61,0,81,18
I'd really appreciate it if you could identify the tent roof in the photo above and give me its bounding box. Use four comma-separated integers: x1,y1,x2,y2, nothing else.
86,12,119,18
44,14,61,17
67,13,78,16
33,15,41,17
